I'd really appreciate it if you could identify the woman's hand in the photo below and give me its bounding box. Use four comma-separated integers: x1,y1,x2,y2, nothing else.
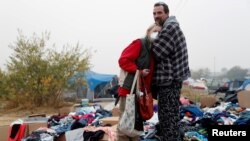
140,69,150,77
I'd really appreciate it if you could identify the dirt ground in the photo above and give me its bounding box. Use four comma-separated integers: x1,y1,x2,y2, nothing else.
0,106,59,126
0,100,115,126
0,99,68,126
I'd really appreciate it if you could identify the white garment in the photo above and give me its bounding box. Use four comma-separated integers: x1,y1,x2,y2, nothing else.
118,69,128,86
40,133,54,141
65,128,84,141
150,32,158,40
146,112,159,124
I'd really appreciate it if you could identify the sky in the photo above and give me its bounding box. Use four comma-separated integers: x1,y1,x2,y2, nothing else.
0,0,250,75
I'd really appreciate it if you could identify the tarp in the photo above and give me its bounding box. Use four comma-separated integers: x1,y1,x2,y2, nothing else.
68,70,116,91
239,79,250,90
84,71,116,91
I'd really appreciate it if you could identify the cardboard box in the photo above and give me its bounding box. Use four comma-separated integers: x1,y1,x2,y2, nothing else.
237,90,250,108
23,115,48,135
181,88,200,103
99,117,119,126
112,107,120,117
181,86,216,107
200,94,217,108
26,122,48,134
56,134,66,141
0,125,9,140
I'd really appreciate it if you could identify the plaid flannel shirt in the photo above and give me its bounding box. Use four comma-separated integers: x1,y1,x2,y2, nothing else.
152,16,190,86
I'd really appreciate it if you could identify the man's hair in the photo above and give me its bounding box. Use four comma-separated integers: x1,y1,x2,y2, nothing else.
154,2,169,14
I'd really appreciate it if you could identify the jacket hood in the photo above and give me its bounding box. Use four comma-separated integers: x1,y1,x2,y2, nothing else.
163,16,179,27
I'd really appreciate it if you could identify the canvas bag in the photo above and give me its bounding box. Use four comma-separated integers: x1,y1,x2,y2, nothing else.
137,76,154,120
117,70,143,137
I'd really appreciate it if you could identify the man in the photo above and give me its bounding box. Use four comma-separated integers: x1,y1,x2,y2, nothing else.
151,2,191,141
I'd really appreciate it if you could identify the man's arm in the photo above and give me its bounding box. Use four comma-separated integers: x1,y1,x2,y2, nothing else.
152,25,175,60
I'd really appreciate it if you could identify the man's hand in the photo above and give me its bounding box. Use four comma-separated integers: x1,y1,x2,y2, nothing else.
152,25,162,32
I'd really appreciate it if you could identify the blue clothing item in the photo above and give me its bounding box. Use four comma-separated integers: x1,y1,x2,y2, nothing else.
50,116,75,134
225,102,240,111
153,104,158,112
239,79,250,90
75,106,96,115
185,131,208,141
203,112,213,119
143,129,157,139
180,105,203,118
234,111,250,125
70,118,88,130
52,124,72,135
95,112,104,119
213,111,237,122
78,118,88,126
96,109,112,118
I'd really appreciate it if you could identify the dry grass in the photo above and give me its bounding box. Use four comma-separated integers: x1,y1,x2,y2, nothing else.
181,85,218,108
181,85,207,103
0,99,72,126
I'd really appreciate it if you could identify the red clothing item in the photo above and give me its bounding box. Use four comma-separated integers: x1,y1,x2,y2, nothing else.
118,39,154,97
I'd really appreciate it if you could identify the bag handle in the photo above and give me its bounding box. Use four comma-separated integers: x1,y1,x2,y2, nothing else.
130,70,139,95
140,75,148,96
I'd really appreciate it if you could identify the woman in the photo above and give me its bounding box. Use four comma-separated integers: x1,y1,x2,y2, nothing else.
117,24,161,141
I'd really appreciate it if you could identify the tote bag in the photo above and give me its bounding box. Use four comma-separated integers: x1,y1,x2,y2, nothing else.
117,70,143,137
137,76,154,120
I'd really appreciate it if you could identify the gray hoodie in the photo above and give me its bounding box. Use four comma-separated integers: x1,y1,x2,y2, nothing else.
163,16,179,27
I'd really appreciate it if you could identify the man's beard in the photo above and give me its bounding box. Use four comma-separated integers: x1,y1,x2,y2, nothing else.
155,18,164,26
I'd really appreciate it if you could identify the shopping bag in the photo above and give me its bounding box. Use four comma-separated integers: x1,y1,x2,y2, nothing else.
137,76,154,120
117,70,143,137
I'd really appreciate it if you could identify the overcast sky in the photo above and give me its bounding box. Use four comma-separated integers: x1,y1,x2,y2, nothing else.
0,0,250,75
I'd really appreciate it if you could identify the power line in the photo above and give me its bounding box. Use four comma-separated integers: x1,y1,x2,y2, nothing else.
175,0,189,16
